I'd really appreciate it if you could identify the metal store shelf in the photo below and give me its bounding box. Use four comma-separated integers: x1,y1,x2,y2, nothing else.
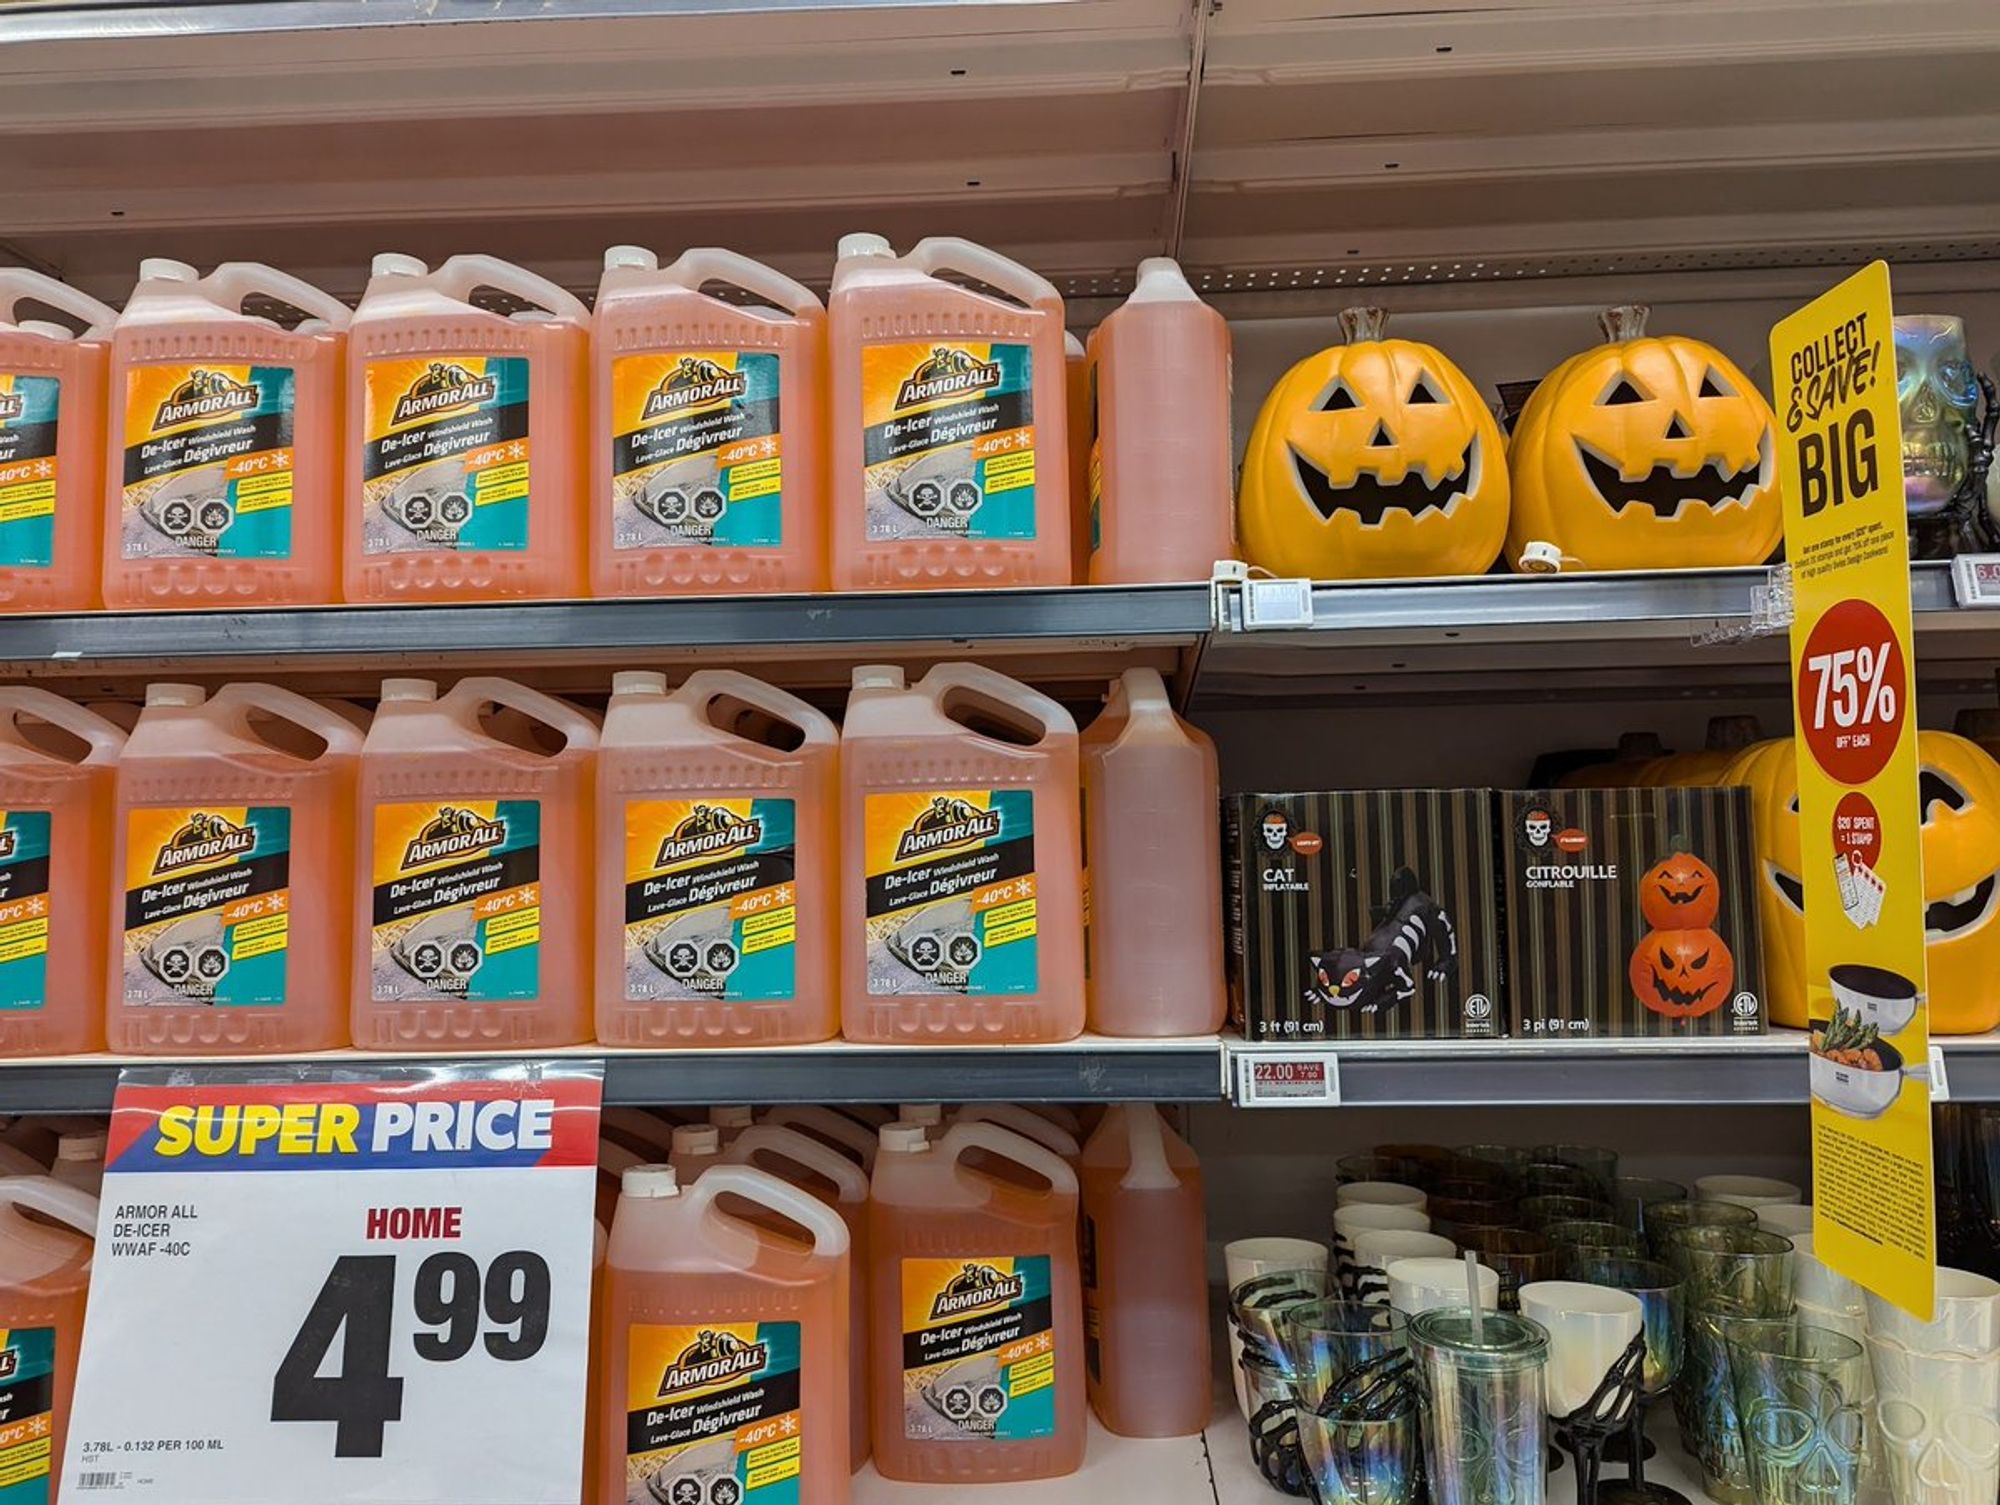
0,1036,1232,1114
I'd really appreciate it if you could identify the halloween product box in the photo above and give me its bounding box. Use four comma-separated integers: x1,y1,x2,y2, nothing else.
1500,786,1766,1038
1225,790,1504,1041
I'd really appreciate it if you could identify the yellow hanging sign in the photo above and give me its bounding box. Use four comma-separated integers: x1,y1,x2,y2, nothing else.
1772,260,1933,1321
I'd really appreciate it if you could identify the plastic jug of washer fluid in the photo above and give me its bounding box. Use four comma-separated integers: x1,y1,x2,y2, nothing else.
109,683,361,1055
1078,1105,1209,1439
827,236,1071,590
0,1176,96,1505
867,1121,1085,1483
1085,258,1235,584
596,670,838,1048
1079,667,1226,1037
591,248,826,597
344,254,588,603
0,692,124,1058
1063,331,1090,582
103,259,348,608
353,676,597,1051
597,1162,851,1505
840,663,1084,1044
760,1105,878,1172
724,1124,873,1471
0,273,114,613
52,1131,105,1197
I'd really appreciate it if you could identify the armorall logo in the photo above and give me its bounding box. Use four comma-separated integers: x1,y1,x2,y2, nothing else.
894,347,1002,410
895,797,1001,862
0,829,16,862
402,806,506,869
153,812,257,876
642,357,748,421
391,362,499,426
0,391,22,424
154,370,260,431
657,1330,768,1397
930,1263,1025,1321
655,805,764,868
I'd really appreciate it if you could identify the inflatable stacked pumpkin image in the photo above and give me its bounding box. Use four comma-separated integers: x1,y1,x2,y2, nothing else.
1238,307,1510,579
1627,848,1736,1019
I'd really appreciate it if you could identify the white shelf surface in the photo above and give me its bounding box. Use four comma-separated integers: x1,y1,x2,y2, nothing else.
858,1416,1212,1505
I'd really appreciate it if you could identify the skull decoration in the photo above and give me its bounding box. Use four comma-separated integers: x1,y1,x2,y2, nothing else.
1895,315,1981,519
1741,1370,1868,1503
1869,1334,2000,1505
1261,810,1291,853
1522,809,1553,849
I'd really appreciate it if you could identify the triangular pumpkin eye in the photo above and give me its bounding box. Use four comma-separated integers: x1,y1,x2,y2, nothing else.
1406,374,1444,405
1699,369,1734,398
1602,378,1647,406
1317,382,1360,412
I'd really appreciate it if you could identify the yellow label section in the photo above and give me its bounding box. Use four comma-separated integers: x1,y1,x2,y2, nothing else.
373,800,511,883
863,789,1003,878
0,487,53,519
0,915,47,965
124,364,260,445
861,341,1000,424
127,805,256,887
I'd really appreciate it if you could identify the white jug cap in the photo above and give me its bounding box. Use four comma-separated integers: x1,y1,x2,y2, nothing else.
1129,256,1197,305
710,1105,754,1129
851,664,905,691
672,1124,721,1155
371,252,427,278
879,1124,929,1154
145,683,206,707
838,232,895,261
897,1104,945,1126
139,258,199,284
604,245,659,272
16,321,75,343
611,671,668,696
1517,540,1565,574
379,677,438,703
58,1131,106,1161
621,1164,679,1198
1064,330,1084,357
509,310,556,323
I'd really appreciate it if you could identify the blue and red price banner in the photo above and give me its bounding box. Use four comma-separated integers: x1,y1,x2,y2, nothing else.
61,1062,601,1505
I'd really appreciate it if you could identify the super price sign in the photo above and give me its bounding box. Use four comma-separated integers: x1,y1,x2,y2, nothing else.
61,1063,601,1505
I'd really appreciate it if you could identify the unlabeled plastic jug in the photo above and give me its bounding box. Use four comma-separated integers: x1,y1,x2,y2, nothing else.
724,1123,872,1470
598,1163,850,1505
596,670,837,1047
952,1104,1080,1164
0,1176,95,1505
0,691,123,1057
104,259,348,607
1063,330,1090,581
1085,259,1234,584
52,1131,105,1196
710,1104,754,1142
591,248,826,596
898,1103,946,1128
841,663,1083,1043
354,676,596,1049
345,254,588,603
1078,1105,1209,1437
584,1218,606,1505
868,1122,1085,1482
111,683,360,1053
0,272,113,612
597,1138,645,1229
1079,668,1225,1036
761,1105,878,1172
828,236,1070,590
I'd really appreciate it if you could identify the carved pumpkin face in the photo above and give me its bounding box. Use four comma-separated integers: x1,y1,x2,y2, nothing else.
1240,307,1509,580
1641,851,1720,930
1721,731,2000,1033
1508,306,1781,571
1629,927,1735,1019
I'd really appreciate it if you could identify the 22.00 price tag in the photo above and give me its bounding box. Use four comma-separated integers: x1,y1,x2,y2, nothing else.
61,1063,601,1505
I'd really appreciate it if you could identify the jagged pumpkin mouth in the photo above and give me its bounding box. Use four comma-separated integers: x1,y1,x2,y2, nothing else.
1291,433,1480,527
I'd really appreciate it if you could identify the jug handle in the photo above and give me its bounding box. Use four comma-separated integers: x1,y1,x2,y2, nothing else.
0,1175,99,1267
206,264,351,330
448,678,600,756
678,671,837,745
763,1107,877,1170
940,1122,1079,1197
436,256,588,324
0,689,126,765
724,1125,869,1206
666,250,820,317
956,1104,1079,1160
688,1165,851,1259
209,683,365,761
0,270,117,336
919,662,1076,745
906,238,1060,310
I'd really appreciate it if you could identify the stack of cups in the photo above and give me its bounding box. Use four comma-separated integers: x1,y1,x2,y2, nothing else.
1864,1267,2000,1505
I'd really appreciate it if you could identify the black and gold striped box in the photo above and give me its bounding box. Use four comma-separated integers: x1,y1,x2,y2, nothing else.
1224,790,1504,1042
1500,787,1767,1039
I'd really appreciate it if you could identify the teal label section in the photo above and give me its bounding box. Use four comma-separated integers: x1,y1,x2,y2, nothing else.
865,788,1037,998
371,798,541,1004
0,374,59,570
0,811,50,1012
123,805,291,1007
623,796,797,1004
121,364,296,562
0,1325,55,1502
611,350,784,550
903,1256,1057,1443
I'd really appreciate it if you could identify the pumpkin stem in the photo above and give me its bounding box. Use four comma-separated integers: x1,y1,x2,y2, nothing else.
1599,304,1650,342
1338,306,1388,344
